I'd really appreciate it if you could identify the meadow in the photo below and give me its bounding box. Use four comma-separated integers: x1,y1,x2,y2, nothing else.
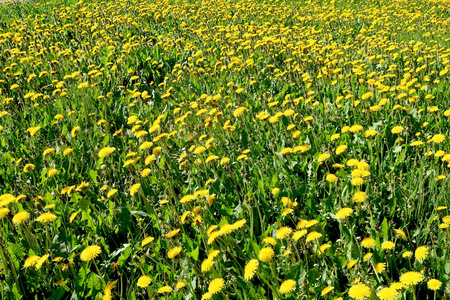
1,0,450,299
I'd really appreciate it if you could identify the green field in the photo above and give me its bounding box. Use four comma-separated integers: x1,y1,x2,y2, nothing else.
1,0,450,299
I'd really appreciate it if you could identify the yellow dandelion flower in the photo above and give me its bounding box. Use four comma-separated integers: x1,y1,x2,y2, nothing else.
348,283,371,300
414,246,429,262
400,271,423,286
335,207,353,220
259,247,275,262
167,246,182,259
158,286,173,294
377,287,399,300
244,259,259,280
402,251,413,259
263,237,277,245
35,254,50,269
36,212,57,223
306,231,322,243
141,236,155,246
292,229,308,240
276,227,292,239
427,279,442,291
279,279,296,294
137,275,152,288
130,183,141,196
361,237,376,248
391,126,404,134
80,245,102,262
208,278,225,295
381,241,395,250
24,255,40,268
375,262,386,273
321,286,334,296
12,211,30,225
201,258,215,273
98,147,116,158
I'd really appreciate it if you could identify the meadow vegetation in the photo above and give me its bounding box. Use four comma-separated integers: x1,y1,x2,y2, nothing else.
1,0,450,299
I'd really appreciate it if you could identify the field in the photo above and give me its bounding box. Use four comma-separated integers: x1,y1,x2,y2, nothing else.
1,0,450,299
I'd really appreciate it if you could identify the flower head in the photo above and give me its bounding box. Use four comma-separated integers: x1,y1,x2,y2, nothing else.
348,283,371,300
137,275,152,288
36,212,57,223
377,287,399,300
208,278,225,294
279,279,296,294
259,247,275,262
400,271,423,286
244,259,259,280
80,245,102,262
427,279,442,291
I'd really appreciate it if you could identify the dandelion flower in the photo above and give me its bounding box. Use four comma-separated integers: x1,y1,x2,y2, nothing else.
12,211,30,225
393,229,407,240
167,246,182,259
0,207,10,219
202,292,212,300
292,229,307,240
427,279,442,291
335,208,353,220
414,246,429,262
98,147,116,158
208,278,225,294
137,275,152,288
201,258,215,273
377,287,399,300
141,236,155,246
263,237,277,245
244,259,259,280
326,174,338,182
400,271,423,286
24,255,40,268
176,282,186,289
348,283,371,300
130,183,141,196
80,245,102,261
35,254,50,269
402,251,413,259
381,241,395,250
317,153,330,163
279,279,296,294
375,262,386,273
276,227,292,239
390,282,406,290
353,191,367,203
36,212,57,223
259,247,275,262
321,286,334,296
306,231,322,242
361,237,376,248
391,126,404,134
158,286,173,293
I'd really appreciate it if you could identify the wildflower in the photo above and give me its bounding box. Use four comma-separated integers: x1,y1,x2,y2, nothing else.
259,247,275,262
0,207,10,219
427,279,442,291
375,262,386,273
35,254,50,269
326,174,338,182
141,236,154,246
306,231,322,242
130,183,141,196
361,237,376,248
167,246,182,259
348,283,371,300
402,251,413,259
244,259,259,280
414,246,429,262
391,126,404,134
321,286,334,296
335,208,353,220
400,271,423,286
279,279,296,294
137,276,152,288
263,237,277,245
317,153,330,163
80,245,102,261
24,164,35,173
12,211,30,225
98,147,116,158
201,258,215,273
276,227,292,239
24,255,40,268
36,212,57,223
381,241,395,250
377,287,399,300
158,286,173,293
208,278,225,294
393,229,407,240
353,191,367,202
